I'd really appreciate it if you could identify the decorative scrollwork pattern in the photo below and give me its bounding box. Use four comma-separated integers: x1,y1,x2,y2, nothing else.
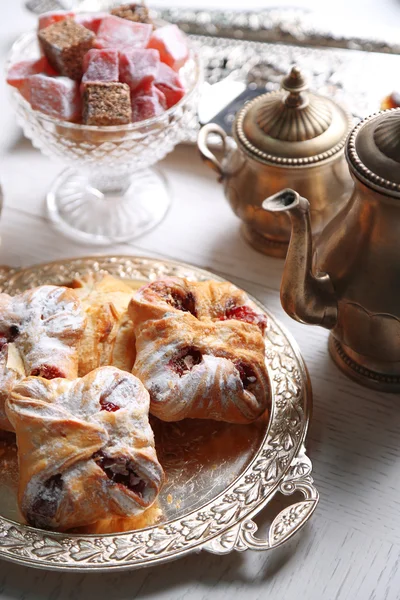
0,256,316,571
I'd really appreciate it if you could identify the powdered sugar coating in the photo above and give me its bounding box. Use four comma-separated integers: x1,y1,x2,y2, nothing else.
131,85,166,122
95,16,152,52
82,49,119,84
119,48,160,92
7,366,163,531
28,75,81,121
154,63,185,108
0,344,24,431
0,285,86,380
148,24,189,71
129,278,270,423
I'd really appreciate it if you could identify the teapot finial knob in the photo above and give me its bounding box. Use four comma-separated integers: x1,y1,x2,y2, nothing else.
281,66,309,107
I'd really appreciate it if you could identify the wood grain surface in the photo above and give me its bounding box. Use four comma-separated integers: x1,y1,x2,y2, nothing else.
1,3,400,599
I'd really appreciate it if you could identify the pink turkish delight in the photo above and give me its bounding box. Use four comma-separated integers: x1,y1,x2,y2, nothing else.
95,15,152,52
7,57,56,89
119,48,159,92
154,62,185,108
28,75,81,121
38,10,75,30
131,85,166,122
147,24,189,71
82,49,119,84
75,13,108,34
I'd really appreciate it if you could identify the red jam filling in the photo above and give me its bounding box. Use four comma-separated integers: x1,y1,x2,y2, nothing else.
31,365,65,379
99,400,120,412
234,361,257,389
221,304,267,333
27,473,63,528
168,347,202,376
93,451,146,498
0,325,20,351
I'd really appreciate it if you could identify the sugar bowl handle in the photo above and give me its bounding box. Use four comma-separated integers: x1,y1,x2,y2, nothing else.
197,124,228,181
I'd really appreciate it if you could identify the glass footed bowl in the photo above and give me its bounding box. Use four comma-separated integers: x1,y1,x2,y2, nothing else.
8,30,202,245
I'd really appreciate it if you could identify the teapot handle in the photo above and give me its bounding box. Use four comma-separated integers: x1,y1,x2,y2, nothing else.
197,124,228,182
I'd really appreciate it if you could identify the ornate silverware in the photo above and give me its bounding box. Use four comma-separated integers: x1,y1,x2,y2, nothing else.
0,255,316,571
198,66,353,257
263,108,400,392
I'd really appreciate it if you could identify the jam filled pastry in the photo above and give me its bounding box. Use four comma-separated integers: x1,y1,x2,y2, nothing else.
129,278,270,423
0,285,86,379
0,343,24,431
0,285,86,431
7,366,164,531
72,272,136,375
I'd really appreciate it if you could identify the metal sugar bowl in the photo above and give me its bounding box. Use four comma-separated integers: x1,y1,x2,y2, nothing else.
198,66,353,257
262,108,400,392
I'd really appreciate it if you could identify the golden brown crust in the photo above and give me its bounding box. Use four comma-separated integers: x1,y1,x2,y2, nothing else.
129,278,271,423
7,366,164,531
0,285,86,431
72,273,135,376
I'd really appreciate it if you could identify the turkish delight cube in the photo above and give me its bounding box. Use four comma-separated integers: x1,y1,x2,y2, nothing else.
154,62,185,108
75,13,108,34
82,49,119,84
28,75,81,121
83,82,131,126
38,10,75,30
38,19,95,80
131,85,166,122
148,24,189,71
119,48,159,92
7,57,56,89
95,15,152,52
110,3,152,24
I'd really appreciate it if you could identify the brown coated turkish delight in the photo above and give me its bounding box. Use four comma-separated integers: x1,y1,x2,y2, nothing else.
110,3,152,24
38,19,95,80
82,82,131,125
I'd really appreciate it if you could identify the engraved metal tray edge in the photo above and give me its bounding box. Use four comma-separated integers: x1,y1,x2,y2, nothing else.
0,256,317,572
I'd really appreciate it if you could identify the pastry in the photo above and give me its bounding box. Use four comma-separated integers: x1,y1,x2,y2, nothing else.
129,278,270,423
7,366,164,531
0,285,86,430
71,272,136,375
0,343,25,431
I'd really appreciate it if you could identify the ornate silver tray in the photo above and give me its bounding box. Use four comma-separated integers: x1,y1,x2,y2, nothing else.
0,255,317,571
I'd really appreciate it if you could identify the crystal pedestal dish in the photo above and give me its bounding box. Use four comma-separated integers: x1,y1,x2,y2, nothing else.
8,30,201,245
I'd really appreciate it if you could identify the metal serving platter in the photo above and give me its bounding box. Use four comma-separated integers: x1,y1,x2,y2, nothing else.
0,255,316,571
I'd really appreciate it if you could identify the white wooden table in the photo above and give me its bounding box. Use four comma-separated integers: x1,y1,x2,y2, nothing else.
1,2,400,599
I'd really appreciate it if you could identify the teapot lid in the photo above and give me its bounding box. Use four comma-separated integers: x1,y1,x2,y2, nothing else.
346,109,400,197
233,66,352,167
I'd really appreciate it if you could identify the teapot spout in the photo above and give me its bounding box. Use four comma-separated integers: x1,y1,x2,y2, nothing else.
262,189,337,329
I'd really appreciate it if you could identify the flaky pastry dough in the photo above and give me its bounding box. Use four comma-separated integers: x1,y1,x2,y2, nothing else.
72,273,135,375
129,278,271,423
7,366,164,531
0,285,86,431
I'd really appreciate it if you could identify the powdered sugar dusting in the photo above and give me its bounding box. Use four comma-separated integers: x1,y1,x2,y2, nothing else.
130,279,271,423
8,366,163,531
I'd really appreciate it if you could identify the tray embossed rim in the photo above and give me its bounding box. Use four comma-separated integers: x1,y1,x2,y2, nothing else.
0,255,317,572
